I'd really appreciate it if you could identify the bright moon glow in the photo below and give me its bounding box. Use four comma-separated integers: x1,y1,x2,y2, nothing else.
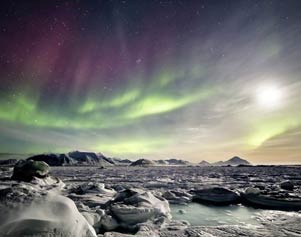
256,84,283,109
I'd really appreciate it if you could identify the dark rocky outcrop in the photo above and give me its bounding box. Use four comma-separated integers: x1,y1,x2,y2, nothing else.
11,160,50,182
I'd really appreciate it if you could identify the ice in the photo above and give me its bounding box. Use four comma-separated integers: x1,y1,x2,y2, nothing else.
0,193,96,237
0,160,300,236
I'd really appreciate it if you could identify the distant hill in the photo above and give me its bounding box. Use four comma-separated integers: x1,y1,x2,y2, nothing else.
68,151,114,166
26,151,115,167
165,159,190,165
130,158,155,166
156,160,169,165
199,160,211,166
154,158,191,166
225,156,251,166
27,153,73,166
110,157,132,165
212,156,251,166
212,161,225,166
0,153,32,166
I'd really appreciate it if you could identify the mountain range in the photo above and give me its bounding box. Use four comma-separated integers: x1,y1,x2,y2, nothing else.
0,152,251,167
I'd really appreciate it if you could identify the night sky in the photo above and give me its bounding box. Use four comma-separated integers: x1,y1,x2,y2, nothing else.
0,0,301,163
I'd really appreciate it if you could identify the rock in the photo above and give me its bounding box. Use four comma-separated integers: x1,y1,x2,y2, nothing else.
280,180,294,190
11,160,50,182
130,159,155,167
109,189,171,226
192,187,240,205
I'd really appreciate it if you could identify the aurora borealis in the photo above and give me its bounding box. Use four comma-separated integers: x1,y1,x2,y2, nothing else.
0,1,301,164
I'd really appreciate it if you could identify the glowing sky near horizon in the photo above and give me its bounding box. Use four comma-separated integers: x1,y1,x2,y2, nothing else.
0,0,301,163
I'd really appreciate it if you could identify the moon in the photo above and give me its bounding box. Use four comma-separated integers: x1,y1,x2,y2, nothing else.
256,84,283,109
